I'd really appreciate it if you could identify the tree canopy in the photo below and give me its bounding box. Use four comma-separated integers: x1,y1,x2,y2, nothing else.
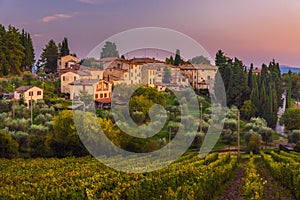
0,24,34,76
100,41,119,58
40,40,59,74
59,37,70,57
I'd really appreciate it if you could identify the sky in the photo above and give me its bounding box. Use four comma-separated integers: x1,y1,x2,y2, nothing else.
1,0,300,67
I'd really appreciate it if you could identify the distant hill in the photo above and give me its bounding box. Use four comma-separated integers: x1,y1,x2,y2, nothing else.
280,65,300,74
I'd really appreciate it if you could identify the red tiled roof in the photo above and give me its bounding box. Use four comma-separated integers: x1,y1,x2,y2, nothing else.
15,86,34,92
95,98,111,104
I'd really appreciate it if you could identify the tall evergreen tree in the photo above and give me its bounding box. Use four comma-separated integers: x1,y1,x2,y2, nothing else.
215,50,227,67
250,75,259,112
20,29,35,72
248,63,253,90
0,24,9,76
6,25,24,75
41,40,59,74
174,49,181,66
286,70,292,108
59,37,70,57
100,41,119,58
226,58,249,108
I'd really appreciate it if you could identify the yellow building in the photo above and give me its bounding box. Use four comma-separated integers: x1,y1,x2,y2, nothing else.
61,68,104,95
14,86,43,106
180,64,218,90
57,55,79,71
69,79,112,102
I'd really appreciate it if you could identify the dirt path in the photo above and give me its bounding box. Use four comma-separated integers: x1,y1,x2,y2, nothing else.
217,167,245,200
254,157,295,200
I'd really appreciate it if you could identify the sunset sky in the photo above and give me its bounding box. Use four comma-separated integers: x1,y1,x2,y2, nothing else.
1,0,300,67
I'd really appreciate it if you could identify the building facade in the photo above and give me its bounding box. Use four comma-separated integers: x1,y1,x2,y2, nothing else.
14,86,43,105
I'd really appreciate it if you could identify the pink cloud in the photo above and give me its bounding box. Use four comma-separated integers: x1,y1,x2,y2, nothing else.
33,34,44,38
77,0,110,5
41,14,72,23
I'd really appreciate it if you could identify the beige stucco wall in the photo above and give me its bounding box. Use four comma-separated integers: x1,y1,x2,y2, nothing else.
90,70,104,80
14,86,43,105
61,72,81,94
129,64,143,84
70,80,112,101
69,84,94,100
58,55,79,70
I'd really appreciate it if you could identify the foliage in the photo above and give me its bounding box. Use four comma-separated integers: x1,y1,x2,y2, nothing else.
0,130,19,158
240,100,257,120
242,156,266,199
216,50,282,128
261,151,300,199
59,37,70,57
281,108,300,131
100,41,119,58
258,127,273,145
247,134,262,154
20,29,35,72
50,110,89,157
0,153,237,199
288,130,300,144
282,72,300,100
40,40,59,73
188,55,211,65
81,57,102,69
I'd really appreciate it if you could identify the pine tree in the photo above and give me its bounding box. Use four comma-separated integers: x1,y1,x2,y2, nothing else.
100,41,119,58
41,40,59,74
215,50,227,67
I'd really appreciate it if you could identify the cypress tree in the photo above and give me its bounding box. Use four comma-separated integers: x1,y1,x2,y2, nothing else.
20,30,35,72
174,49,181,66
6,25,24,75
248,63,253,90
286,70,292,108
250,75,259,113
60,37,70,56
0,24,9,76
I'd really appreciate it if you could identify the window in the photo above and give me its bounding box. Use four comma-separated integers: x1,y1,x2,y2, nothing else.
100,94,103,98
37,91,42,96
207,75,211,80
74,76,76,81
63,76,66,81
95,94,98,99
29,91,33,96
104,93,107,98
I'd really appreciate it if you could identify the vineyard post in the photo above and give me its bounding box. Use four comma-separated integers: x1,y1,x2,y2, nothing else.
237,111,240,162
200,103,203,133
12,83,15,119
30,95,33,125
169,126,171,157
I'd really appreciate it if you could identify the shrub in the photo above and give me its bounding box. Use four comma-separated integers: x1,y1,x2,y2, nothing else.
288,130,300,144
247,134,262,154
0,130,19,158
